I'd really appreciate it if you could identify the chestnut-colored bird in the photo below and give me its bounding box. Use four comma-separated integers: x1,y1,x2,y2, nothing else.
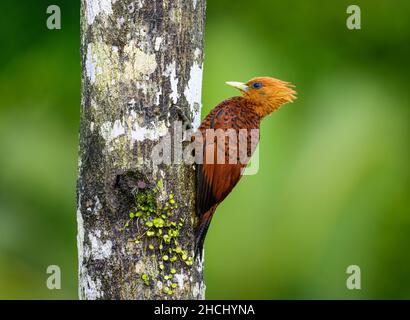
195,76,296,258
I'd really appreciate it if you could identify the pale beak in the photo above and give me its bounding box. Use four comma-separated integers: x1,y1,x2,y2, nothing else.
226,81,249,92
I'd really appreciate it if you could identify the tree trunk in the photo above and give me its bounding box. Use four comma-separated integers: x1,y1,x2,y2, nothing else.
77,0,206,300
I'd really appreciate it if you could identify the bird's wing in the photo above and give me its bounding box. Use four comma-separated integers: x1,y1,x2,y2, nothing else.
194,98,260,257
196,100,245,218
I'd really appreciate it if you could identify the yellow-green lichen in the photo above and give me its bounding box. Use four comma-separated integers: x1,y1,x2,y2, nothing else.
122,179,194,297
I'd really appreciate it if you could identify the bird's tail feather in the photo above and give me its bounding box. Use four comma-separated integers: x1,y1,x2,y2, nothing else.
194,206,216,259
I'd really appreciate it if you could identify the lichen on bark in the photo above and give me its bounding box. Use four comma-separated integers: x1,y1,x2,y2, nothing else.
77,0,206,300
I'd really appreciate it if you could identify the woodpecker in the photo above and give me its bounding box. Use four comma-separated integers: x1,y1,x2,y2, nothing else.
195,77,296,258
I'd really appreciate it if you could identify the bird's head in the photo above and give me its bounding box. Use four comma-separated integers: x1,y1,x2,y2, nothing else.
226,76,296,118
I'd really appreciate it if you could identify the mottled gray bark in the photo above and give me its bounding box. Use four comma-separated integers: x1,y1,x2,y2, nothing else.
77,0,206,300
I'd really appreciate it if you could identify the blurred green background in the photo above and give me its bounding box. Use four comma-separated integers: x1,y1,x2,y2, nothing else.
0,0,409,299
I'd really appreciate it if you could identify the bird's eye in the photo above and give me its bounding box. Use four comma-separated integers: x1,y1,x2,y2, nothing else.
252,82,263,89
